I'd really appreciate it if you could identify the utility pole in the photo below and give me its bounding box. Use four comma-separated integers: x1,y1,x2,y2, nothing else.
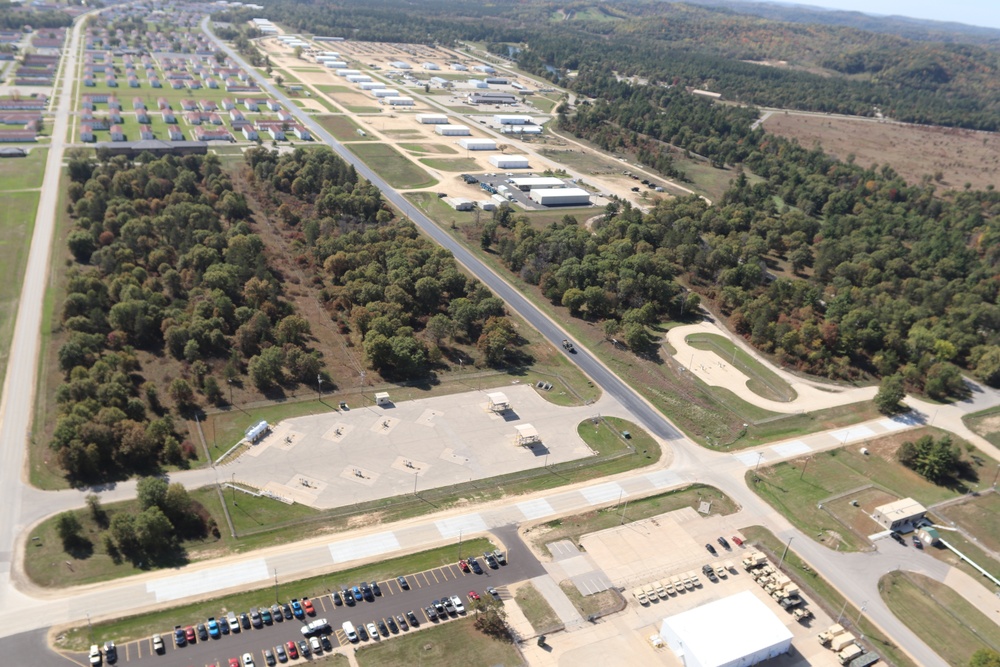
778,536,794,570
227,378,233,405
317,373,322,401
619,498,629,525
800,456,811,481
754,451,764,480
274,568,279,604
413,471,418,496
231,472,237,507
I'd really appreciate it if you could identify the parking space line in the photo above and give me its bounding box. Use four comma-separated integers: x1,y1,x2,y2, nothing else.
419,572,430,587
441,567,451,581
430,569,440,583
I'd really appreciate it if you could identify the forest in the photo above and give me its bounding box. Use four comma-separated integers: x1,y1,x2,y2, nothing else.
219,0,1000,130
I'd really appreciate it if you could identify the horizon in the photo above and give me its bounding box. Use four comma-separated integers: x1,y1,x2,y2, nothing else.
775,0,1000,31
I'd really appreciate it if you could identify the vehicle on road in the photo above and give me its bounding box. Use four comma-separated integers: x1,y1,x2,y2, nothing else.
301,618,330,636
717,537,730,550
705,543,717,556
487,586,500,600
367,622,379,640
397,575,409,589
285,641,298,659
103,641,117,664
151,635,164,654
562,339,575,352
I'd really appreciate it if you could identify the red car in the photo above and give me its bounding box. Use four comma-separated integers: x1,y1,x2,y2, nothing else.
229,660,239,667
468,590,480,601
184,626,196,643
458,560,469,572
302,597,315,616
286,640,299,659
732,536,744,547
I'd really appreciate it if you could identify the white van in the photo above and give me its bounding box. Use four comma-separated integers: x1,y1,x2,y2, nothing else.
342,621,358,643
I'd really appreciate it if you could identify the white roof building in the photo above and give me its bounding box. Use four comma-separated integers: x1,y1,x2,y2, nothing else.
659,592,793,667
510,176,565,190
873,498,927,531
489,155,530,169
435,124,471,136
416,113,448,124
458,138,496,150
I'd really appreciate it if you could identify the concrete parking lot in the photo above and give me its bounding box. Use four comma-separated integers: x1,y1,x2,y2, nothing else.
227,384,602,509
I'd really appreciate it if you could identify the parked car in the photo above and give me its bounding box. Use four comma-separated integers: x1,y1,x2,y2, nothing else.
281,603,292,619
331,591,342,606
357,623,369,641
458,559,469,572
732,536,744,547
196,623,208,641
300,618,330,636
270,604,283,622
371,581,382,597
705,543,717,556
103,641,117,664
717,536,730,550
249,608,262,628
290,599,304,618
274,644,287,663
240,613,251,630
151,635,164,654
386,616,398,634
487,586,500,600
397,614,408,630
352,586,363,602
173,626,186,647
262,648,276,666
229,659,239,667
890,531,907,546
184,626,196,644
493,549,507,565
302,598,316,615
397,576,409,590
377,620,389,637
406,610,419,627
483,552,499,569
285,641,298,659
260,608,273,625
913,535,923,549
469,558,483,574
468,590,480,601
343,588,355,606
207,617,220,638
451,595,466,614
320,635,333,651
366,622,379,639
89,644,102,666
241,654,255,667
298,640,310,657
309,635,322,653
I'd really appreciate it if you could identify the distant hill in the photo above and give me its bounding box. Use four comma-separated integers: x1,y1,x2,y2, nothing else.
675,0,1000,46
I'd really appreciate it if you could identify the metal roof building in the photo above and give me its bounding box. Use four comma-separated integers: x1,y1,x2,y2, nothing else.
510,176,565,190
529,187,590,206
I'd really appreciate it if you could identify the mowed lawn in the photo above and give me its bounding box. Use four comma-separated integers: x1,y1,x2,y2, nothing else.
879,571,1000,667
315,114,372,141
356,617,523,667
348,143,438,189
0,148,47,190
0,190,41,401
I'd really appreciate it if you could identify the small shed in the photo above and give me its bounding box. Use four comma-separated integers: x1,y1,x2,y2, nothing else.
515,424,539,446
375,392,391,406
487,392,510,413
245,420,270,443
873,498,927,532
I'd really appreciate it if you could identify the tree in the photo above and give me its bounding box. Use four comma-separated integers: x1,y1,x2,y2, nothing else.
110,512,139,557
973,346,1000,387
472,596,509,638
248,347,285,390
276,315,311,346
897,434,960,483
874,374,905,415
969,649,1000,667
203,376,223,405
169,378,195,409
56,512,83,551
86,493,108,528
274,74,284,87
135,506,175,558
477,317,516,367
426,314,455,345
136,476,169,512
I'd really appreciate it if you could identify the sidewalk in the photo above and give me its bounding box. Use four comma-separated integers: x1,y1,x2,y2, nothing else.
530,575,585,630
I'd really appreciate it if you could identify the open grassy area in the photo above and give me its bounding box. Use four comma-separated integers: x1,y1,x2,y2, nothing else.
0,147,47,189
742,526,918,667
348,143,438,189
56,537,496,651
751,428,996,551
514,582,562,634
934,493,1000,553
577,416,658,458
315,114,371,141
526,484,737,554
399,142,458,154
738,401,881,449
922,526,1000,590
0,190,40,403
879,571,1000,666
558,581,621,618
356,617,523,667
963,406,1000,449
420,157,481,171
686,332,796,402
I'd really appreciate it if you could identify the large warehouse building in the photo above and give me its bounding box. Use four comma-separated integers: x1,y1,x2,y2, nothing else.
529,187,590,206
416,114,448,124
659,592,793,667
494,114,533,125
489,154,530,169
458,138,496,151
511,176,564,191
435,124,471,136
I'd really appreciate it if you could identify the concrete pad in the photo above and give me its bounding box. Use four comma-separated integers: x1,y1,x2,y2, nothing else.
571,571,613,595
517,498,556,520
415,409,443,427
370,415,400,434
439,447,469,466
830,425,875,443
435,513,488,539
390,456,429,474
338,466,379,486
270,429,303,451
734,451,767,467
546,540,581,561
581,482,626,506
321,422,351,442
644,469,682,489
878,417,913,432
147,558,269,602
328,532,401,563
561,555,594,578
770,440,811,457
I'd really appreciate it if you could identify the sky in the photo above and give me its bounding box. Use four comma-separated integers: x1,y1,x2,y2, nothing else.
804,1,1000,30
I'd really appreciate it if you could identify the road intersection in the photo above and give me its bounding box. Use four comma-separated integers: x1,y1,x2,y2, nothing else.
0,12,994,667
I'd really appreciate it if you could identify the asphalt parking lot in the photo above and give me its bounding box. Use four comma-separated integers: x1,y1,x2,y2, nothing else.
70,527,545,667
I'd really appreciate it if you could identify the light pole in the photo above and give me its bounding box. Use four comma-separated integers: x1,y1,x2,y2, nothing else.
413,471,418,496
800,456,811,481
992,464,1000,488
360,371,366,404
317,373,322,400
274,568,279,604
754,451,764,479
227,378,234,405
856,601,867,625
778,536,794,570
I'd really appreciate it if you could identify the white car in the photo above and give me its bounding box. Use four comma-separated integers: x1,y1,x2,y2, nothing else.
309,636,321,653
450,595,466,614
366,622,379,639
242,653,255,667
300,618,329,636
89,645,102,666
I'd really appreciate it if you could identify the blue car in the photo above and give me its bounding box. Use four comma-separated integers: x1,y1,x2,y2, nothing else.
206,617,220,639
291,599,305,619
352,586,363,602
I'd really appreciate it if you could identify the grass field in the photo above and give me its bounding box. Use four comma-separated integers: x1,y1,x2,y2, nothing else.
934,493,1000,553
558,581,620,618
743,526,918,667
963,406,1000,448
420,157,481,172
0,190,40,403
56,538,496,651
0,148,47,189
879,571,1000,666
356,617,523,667
514,582,562,634
751,427,996,551
399,142,458,154
314,114,371,141
527,484,736,555
685,332,797,402
348,143,437,189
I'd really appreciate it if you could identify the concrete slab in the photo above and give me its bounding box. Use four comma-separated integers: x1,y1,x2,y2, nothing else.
147,558,269,602
435,513,488,539
571,570,613,595
771,440,811,457
516,498,556,520
830,425,875,443
734,451,766,467
644,470,682,489
546,540,581,562
328,532,401,563
581,482,626,506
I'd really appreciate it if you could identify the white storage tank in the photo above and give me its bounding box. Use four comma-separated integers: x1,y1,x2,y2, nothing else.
416,113,448,124
458,138,496,150
489,155,530,169
529,187,590,206
435,124,471,136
